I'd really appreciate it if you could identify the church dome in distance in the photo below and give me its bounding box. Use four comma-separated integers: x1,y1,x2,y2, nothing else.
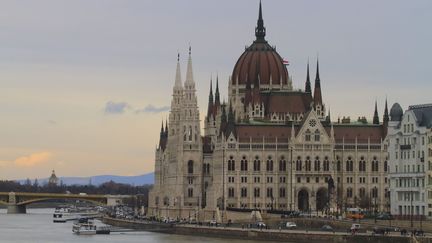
390,103,403,121
231,2,288,87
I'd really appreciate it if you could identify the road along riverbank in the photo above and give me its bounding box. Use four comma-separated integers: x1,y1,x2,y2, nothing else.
102,217,430,243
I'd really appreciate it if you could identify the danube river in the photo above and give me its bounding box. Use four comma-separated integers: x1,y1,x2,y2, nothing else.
0,208,282,243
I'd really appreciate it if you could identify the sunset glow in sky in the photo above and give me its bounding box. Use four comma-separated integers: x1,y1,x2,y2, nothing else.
1,0,431,180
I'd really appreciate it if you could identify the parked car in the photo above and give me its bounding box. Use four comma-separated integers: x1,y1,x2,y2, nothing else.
209,219,218,226
285,222,297,229
321,225,333,232
350,224,361,233
376,213,393,220
372,227,387,235
256,221,266,228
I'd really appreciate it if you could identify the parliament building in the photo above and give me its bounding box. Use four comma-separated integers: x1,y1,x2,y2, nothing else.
149,3,390,221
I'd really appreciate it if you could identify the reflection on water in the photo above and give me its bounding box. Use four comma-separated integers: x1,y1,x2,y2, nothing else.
0,208,281,243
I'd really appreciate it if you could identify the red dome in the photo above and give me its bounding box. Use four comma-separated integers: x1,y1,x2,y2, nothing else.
231,42,288,86
231,2,288,87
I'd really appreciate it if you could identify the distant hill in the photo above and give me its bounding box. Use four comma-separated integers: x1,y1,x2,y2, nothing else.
18,172,154,186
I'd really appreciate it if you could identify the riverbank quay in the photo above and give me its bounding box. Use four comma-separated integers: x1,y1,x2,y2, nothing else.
102,217,431,243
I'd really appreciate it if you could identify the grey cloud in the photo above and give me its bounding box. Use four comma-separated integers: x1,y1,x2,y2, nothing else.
104,101,130,114
136,104,170,114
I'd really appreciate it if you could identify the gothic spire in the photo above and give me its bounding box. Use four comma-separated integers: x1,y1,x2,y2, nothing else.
164,119,168,134
255,0,266,42
315,58,321,88
313,58,323,106
373,100,380,124
383,98,389,124
174,53,182,88
221,102,227,124
185,46,194,85
160,120,164,134
305,61,311,94
225,102,236,138
215,74,220,107
207,77,214,119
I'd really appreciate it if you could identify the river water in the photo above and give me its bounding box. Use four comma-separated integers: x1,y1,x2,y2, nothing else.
0,208,281,243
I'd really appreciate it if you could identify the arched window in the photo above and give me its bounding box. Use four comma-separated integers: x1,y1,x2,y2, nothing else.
371,187,378,198
228,156,235,171
359,156,366,172
372,157,379,172
155,196,159,206
305,156,311,171
254,188,260,198
241,156,248,171
188,125,193,141
314,156,320,171
266,156,274,172
305,129,311,142
188,188,193,197
163,196,169,206
266,187,273,198
314,129,320,142
323,156,330,171
228,187,235,198
279,156,286,172
337,160,341,171
253,156,261,171
241,187,247,198
346,188,353,198
188,160,194,174
279,187,286,198
346,157,353,172
296,156,302,171
384,160,388,172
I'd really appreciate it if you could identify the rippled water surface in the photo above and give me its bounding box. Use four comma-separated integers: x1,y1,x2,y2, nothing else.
0,208,282,243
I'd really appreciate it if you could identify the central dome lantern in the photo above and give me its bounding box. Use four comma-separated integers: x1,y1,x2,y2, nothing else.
231,2,289,88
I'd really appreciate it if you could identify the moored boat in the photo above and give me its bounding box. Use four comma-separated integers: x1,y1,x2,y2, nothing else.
72,221,111,235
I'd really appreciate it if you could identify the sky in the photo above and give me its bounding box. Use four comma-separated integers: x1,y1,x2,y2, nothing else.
0,0,431,180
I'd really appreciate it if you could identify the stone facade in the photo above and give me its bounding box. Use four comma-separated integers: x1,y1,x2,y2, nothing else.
387,104,432,218
148,3,389,220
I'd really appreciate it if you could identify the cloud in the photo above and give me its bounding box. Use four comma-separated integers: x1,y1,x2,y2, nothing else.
136,104,170,114
14,152,53,167
104,101,130,114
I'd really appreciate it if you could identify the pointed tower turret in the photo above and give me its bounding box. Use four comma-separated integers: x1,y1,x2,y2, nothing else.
220,102,227,136
185,46,195,86
175,53,182,88
330,123,335,141
225,103,236,138
169,53,184,133
158,120,166,151
383,98,389,125
305,61,311,94
326,108,331,123
207,77,214,120
255,1,266,42
313,58,322,106
373,100,380,124
215,75,221,107
160,121,164,134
